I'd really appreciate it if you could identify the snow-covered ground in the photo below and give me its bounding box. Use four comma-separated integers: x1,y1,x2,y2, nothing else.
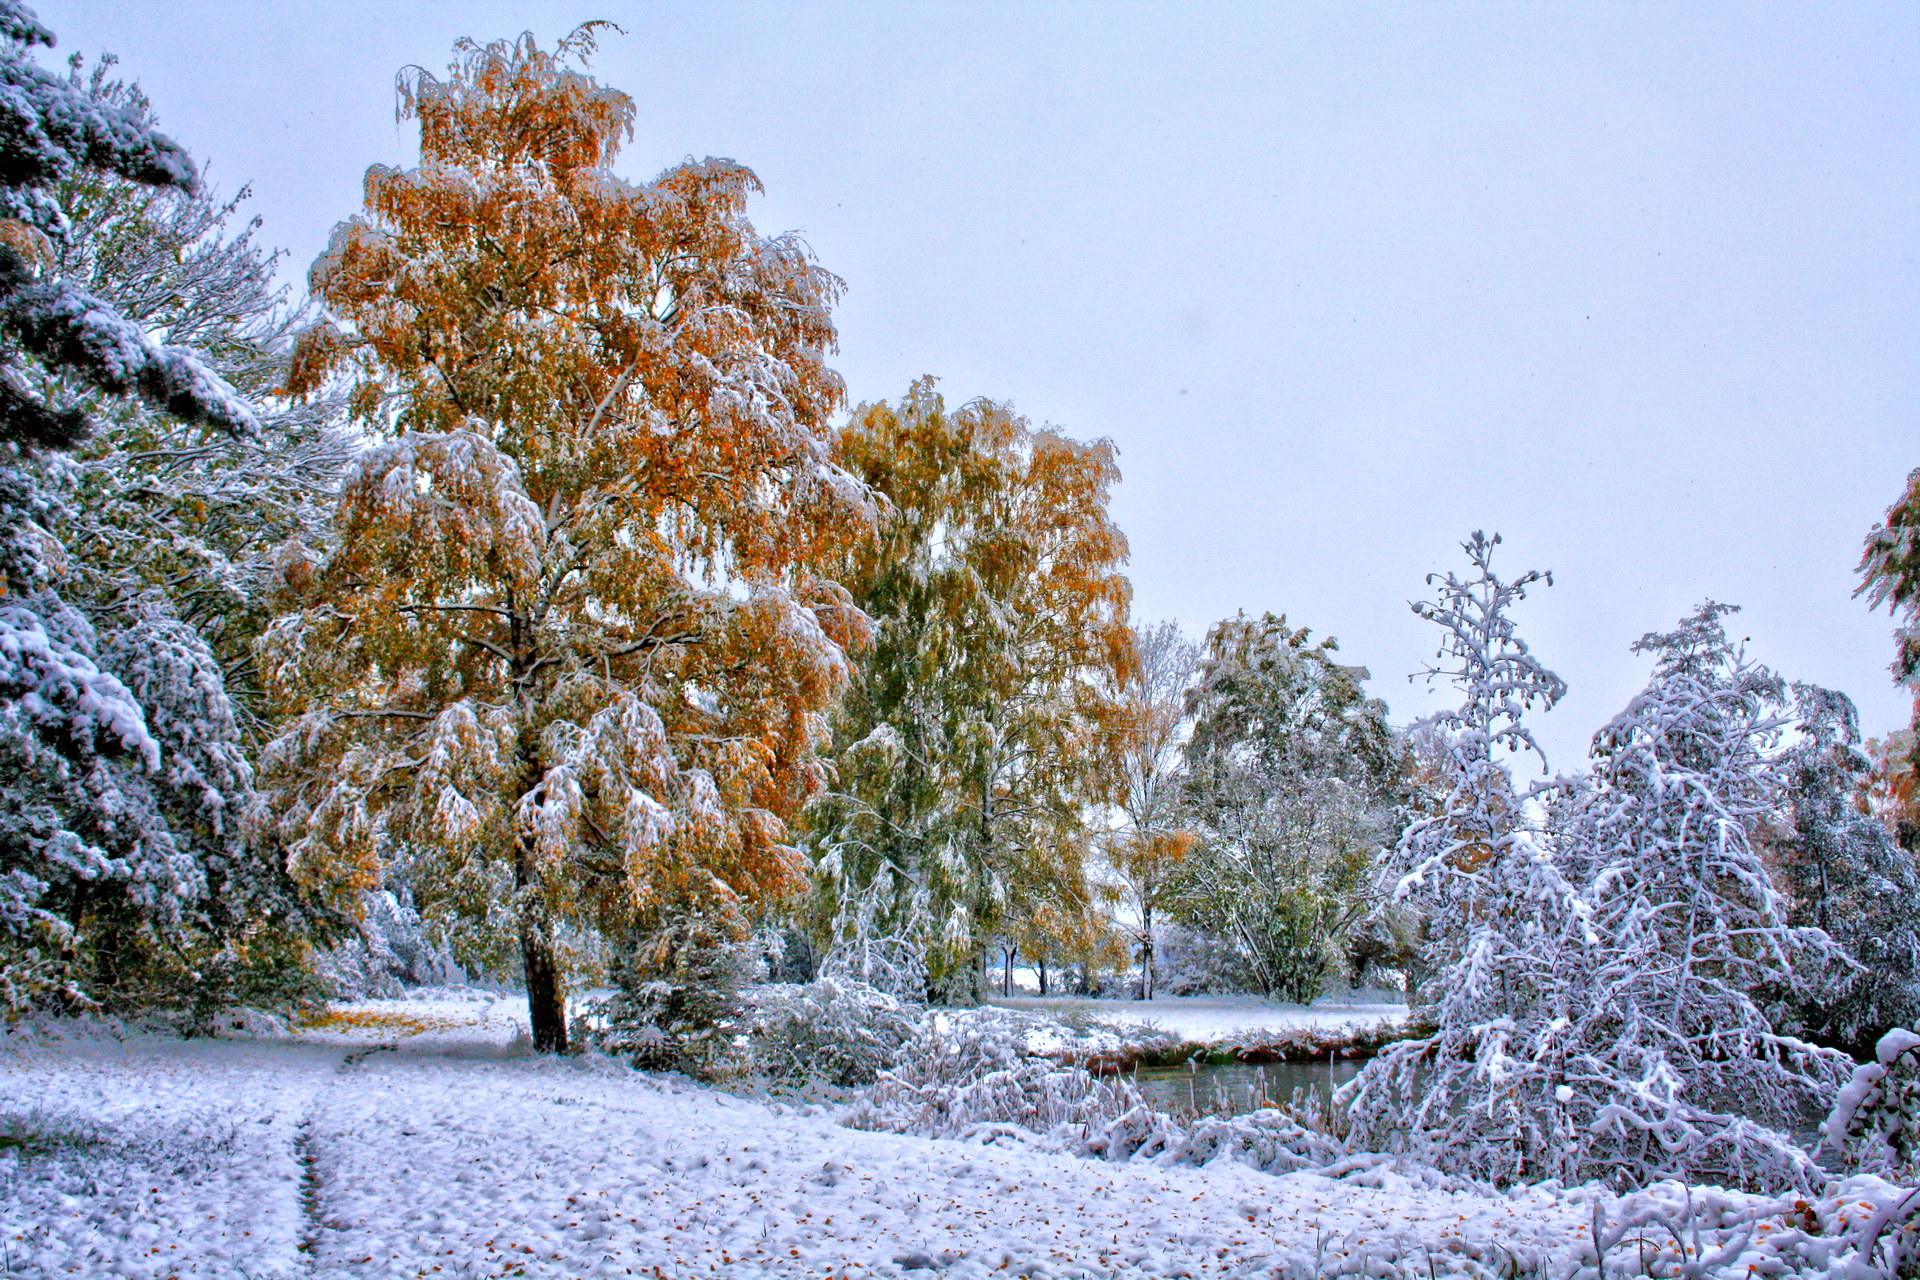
989,992,1408,1045
0,991,1586,1280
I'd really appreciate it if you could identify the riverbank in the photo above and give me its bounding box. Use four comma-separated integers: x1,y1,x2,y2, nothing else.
989,991,1419,1069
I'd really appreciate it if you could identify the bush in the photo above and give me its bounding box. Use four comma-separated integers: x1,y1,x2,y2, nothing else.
747,978,919,1086
846,1008,1341,1176
583,913,764,1078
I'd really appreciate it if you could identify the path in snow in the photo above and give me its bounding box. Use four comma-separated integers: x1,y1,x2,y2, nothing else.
1,995,1583,1280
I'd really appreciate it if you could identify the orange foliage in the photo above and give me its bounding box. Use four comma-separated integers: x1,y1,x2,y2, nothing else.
257,29,872,1049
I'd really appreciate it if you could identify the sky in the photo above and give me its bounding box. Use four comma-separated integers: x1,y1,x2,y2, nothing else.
47,0,1920,772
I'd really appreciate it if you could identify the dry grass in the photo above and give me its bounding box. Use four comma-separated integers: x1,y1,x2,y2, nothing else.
295,1007,472,1037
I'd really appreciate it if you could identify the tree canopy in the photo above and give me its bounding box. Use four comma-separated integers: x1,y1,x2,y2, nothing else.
259,28,873,1050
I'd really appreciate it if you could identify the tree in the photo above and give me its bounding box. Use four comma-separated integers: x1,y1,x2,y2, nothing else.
1540,605,1848,1190
1343,532,1581,1182
16,61,355,1015
1772,683,1920,1058
1101,619,1197,1000
258,29,872,1051
1171,610,1397,1001
1864,729,1917,849
0,2,264,1012
1349,589,1852,1193
51,59,355,727
804,379,1134,1004
1859,466,1920,844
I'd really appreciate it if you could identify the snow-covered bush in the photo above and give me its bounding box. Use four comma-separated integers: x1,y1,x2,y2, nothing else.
1176,1107,1343,1173
847,1010,1174,1152
746,977,919,1086
848,1009,1342,1177
1825,1028,1920,1181
1576,1175,1920,1280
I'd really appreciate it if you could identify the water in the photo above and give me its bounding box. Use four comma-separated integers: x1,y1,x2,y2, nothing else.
1130,1059,1363,1119
1131,1060,1833,1149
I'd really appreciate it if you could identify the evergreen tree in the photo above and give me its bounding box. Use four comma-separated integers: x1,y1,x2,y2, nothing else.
1773,682,1920,1058
1348,589,1851,1193
1343,533,1582,1181
804,379,1133,1004
259,29,871,1051
0,2,263,1013
24,60,353,1015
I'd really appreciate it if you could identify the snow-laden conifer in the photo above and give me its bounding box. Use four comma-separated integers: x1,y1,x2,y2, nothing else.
0,5,270,1012
1545,604,1849,1189
1342,531,1584,1184
1349,584,1852,1192
1773,684,1920,1056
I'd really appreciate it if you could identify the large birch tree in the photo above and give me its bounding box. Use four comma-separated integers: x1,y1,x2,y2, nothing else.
259,29,872,1051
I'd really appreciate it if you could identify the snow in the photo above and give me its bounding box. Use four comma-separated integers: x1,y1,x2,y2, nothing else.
990,993,1408,1046
1,992,1591,1279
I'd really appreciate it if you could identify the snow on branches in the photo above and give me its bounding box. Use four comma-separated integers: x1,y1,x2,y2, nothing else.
1347,545,1848,1193
0,11,294,1014
0,2,253,444
1345,532,1585,1185
260,30,874,1051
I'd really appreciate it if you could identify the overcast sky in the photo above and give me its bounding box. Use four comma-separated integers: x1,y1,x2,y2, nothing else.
47,1,1919,772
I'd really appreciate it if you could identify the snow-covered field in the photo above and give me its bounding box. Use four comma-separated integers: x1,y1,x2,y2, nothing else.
0,991,1590,1279
988,994,1408,1045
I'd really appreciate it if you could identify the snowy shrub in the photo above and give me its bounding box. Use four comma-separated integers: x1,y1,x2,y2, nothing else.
848,1010,1342,1178
584,912,766,1078
1574,1175,1920,1280
1150,922,1249,996
1825,1028,1920,1181
745,977,919,1086
1176,1107,1342,1173
846,1011,1166,1152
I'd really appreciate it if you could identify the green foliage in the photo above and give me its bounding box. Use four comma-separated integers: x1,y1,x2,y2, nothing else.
1172,611,1399,1001
805,378,1133,1003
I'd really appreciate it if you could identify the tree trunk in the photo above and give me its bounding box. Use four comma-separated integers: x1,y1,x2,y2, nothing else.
1002,944,1015,997
1140,903,1154,1001
519,920,567,1054
514,813,567,1053
509,643,566,1054
1037,955,1048,996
